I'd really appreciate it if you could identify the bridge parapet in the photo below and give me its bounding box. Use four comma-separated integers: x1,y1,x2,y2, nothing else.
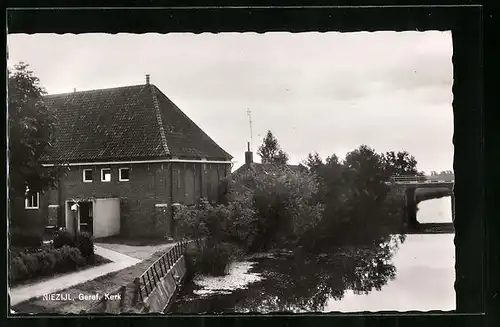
388,175,454,186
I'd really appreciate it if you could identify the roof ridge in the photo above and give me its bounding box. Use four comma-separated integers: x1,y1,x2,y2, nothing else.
149,84,170,156
44,84,145,97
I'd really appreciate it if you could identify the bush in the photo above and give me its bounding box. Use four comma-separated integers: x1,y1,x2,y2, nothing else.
176,166,323,253
9,256,28,282
9,227,43,247
232,165,323,252
76,232,94,258
53,230,75,248
186,242,242,277
54,246,86,272
9,246,87,284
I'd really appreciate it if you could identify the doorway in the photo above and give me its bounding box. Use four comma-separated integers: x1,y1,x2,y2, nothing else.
79,202,94,235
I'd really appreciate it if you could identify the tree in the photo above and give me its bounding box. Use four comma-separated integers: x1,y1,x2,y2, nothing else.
8,62,62,200
307,145,407,249
303,152,324,174
257,130,289,165
382,151,419,177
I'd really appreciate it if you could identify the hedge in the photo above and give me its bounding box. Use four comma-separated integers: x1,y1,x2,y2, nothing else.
9,246,87,284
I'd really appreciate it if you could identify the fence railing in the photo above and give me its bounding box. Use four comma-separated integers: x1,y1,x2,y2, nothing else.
390,175,428,183
389,175,455,183
134,239,194,304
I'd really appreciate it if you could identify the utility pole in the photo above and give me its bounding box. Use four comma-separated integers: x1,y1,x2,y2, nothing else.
247,108,253,151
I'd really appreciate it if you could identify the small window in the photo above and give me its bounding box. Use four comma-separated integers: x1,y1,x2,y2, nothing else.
25,192,40,209
101,168,112,182
83,169,93,182
119,168,130,181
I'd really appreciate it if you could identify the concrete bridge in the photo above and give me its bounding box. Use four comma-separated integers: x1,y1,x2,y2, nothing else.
386,175,455,229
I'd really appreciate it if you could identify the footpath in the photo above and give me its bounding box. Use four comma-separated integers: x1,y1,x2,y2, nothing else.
10,245,141,306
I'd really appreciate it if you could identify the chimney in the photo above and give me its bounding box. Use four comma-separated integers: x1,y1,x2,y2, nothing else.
146,74,150,85
245,142,253,165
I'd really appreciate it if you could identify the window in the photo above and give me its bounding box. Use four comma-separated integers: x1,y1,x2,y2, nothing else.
83,169,93,182
101,168,112,182
119,168,130,181
25,192,39,209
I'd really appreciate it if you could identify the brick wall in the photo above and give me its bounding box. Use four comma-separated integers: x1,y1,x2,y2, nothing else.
43,161,231,237
48,163,170,237
9,189,52,230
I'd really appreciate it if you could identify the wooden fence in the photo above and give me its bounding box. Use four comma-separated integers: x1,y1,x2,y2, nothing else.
133,239,193,304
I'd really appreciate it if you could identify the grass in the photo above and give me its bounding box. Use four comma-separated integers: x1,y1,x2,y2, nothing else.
11,249,168,314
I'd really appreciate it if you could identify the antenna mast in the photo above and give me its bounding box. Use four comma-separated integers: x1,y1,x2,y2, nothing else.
247,108,253,151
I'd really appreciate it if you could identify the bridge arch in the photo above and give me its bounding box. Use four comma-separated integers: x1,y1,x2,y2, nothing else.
387,175,455,227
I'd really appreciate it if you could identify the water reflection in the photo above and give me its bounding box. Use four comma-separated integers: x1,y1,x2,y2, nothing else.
172,237,402,313
170,197,455,313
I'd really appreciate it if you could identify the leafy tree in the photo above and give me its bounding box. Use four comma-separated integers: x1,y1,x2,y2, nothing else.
304,145,407,250
8,63,63,201
257,130,289,165
382,151,419,177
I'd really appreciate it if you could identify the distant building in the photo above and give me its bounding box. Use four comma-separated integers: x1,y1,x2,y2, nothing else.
14,76,232,238
232,142,305,180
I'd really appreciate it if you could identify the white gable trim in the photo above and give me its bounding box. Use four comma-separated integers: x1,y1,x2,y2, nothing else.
41,159,234,167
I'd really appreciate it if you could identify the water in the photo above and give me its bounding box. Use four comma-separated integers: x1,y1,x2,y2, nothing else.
170,197,455,313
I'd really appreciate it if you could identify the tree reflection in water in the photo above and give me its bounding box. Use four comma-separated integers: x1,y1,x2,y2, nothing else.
171,235,403,313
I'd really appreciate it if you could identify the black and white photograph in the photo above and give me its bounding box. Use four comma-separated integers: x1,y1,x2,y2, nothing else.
7,30,456,314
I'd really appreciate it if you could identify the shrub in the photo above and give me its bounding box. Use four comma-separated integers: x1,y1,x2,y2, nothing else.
53,230,76,248
9,227,43,248
54,246,86,272
176,166,323,253
186,242,242,277
36,250,57,275
21,254,40,278
231,165,323,252
9,246,86,284
76,232,94,258
9,256,28,283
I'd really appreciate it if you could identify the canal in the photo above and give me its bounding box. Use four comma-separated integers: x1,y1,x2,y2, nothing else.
170,197,455,313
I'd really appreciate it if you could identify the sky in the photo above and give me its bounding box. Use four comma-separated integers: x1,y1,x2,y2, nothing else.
7,32,454,173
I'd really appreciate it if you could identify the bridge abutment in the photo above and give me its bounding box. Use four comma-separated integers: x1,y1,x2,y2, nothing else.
405,188,418,228
451,192,455,223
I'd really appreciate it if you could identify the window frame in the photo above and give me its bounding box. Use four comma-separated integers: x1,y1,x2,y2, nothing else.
119,167,130,182
101,168,112,182
25,192,40,210
83,169,93,183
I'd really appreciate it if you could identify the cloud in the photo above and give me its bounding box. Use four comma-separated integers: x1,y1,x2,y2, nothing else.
7,31,454,172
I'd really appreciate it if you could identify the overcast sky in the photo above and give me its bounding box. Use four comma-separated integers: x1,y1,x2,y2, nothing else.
7,32,453,173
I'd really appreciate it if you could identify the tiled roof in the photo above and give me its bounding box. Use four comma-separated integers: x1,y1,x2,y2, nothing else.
232,162,305,177
41,84,232,163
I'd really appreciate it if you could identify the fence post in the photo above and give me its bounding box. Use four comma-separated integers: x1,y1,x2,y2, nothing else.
133,278,140,305
102,297,108,311
142,275,148,297
158,258,164,276
119,285,126,310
